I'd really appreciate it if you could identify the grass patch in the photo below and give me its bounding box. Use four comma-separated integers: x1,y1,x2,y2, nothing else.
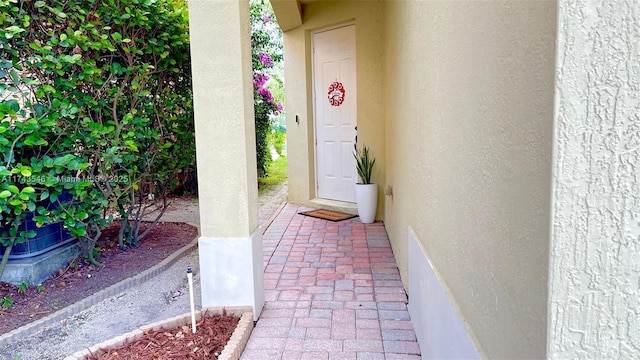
259,155,287,189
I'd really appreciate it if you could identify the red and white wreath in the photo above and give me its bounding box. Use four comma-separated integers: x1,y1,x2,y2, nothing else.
327,81,346,107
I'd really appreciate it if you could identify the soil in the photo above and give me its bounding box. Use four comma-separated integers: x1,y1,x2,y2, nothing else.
85,311,239,360
0,221,198,335
0,184,286,358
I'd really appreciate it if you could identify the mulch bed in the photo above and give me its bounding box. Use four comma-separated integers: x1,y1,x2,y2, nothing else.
86,311,239,360
0,221,198,335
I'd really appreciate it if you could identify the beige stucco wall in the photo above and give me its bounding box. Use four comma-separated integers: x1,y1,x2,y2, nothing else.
383,1,556,358
190,0,258,237
189,0,264,317
283,1,385,217
548,0,640,358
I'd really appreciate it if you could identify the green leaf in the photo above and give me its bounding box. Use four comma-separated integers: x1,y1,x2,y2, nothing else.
40,191,50,201
53,156,70,166
7,185,19,194
125,140,139,151
10,70,20,86
77,180,92,189
21,187,35,194
71,227,87,237
0,190,11,199
48,6,67,18
20,168,32,177
44,177,58,187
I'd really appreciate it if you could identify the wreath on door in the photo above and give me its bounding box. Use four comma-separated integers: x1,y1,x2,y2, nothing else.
328,81,346,107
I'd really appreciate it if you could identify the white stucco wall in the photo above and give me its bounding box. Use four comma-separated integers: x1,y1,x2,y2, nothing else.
383,1,557,358
548,0,640,358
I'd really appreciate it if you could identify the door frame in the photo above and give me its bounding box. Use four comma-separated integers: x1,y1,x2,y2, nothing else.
310,22,357,202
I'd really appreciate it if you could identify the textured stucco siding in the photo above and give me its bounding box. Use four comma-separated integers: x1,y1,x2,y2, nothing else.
189,0,258,237
548,0,640,358
383,1,557,358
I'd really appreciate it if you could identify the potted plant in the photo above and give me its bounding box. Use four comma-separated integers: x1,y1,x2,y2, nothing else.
353,144,377,223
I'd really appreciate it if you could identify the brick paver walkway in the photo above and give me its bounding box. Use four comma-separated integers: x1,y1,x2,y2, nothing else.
241,204,422,360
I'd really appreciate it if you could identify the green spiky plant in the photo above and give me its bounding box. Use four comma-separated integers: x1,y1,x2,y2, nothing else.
354,145,376,184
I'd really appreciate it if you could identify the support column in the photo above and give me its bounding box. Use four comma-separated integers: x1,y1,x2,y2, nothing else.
188,0,263,319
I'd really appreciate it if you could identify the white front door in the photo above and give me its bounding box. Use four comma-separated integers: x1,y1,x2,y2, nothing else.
313,25,357,203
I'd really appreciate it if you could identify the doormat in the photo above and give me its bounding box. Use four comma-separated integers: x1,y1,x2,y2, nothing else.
299,209,357,222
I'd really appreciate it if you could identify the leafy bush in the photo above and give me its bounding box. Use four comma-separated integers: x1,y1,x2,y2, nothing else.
250,0,283,177
0,0,193,274
268,127,286,156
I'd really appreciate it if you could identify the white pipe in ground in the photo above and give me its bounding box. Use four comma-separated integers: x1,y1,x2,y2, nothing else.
187,266,196,333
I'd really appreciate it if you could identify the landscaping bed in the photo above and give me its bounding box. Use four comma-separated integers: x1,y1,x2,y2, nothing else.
0,222,198,335
69,309,254,360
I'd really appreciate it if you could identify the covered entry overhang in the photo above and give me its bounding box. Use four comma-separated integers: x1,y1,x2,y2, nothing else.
270,0,302,31
271,0,387,219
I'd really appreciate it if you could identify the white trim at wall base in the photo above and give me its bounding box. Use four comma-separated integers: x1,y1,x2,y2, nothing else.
408,227,481,360
198,229,265,321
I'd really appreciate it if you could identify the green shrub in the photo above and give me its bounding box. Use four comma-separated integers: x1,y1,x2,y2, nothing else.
268,128,286,156
0,0,194,273
251,0,283,177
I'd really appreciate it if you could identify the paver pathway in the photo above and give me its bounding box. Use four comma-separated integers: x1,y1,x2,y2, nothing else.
242,203,422,360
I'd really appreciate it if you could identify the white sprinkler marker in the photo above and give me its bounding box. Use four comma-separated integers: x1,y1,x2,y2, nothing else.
187,266,196,333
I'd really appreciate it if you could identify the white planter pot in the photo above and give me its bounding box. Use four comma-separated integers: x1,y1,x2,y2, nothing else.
355,183,378,224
